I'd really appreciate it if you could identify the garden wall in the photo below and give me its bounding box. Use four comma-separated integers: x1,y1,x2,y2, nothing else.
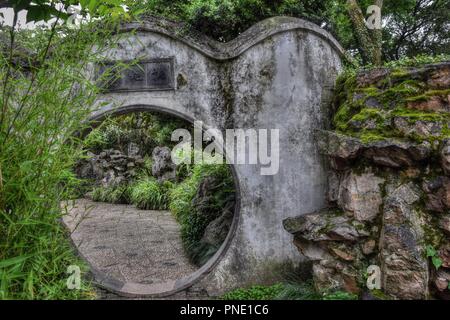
89,16,344,296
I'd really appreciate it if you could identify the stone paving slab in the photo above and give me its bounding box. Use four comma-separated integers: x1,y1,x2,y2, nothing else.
62,199,196,285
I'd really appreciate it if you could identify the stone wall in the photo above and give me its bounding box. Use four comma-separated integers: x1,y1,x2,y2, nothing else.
284,62,450,300
76,149,145,189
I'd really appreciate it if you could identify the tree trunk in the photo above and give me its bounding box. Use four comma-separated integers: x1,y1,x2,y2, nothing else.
346,0,383,65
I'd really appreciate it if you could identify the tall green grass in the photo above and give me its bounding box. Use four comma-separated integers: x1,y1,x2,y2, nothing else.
91,183,131,204
130,177,171,210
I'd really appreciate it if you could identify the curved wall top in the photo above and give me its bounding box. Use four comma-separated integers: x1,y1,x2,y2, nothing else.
91,16,343,297
119,16,346,60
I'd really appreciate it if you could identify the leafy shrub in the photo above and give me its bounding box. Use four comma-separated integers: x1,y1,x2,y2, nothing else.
383,53,450,69
60,169,93,200
134,0,331,42
83,112,191,155
82,125,109,153
169,162,235,265
142,156,154,176
221,284,284,300
130,177,170,210
91,184,131,204
426,245,443,270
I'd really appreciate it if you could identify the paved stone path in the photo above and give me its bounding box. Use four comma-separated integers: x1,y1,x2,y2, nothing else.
62,199,196,286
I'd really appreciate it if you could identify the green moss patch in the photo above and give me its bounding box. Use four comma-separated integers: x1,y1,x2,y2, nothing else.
333,61,450,144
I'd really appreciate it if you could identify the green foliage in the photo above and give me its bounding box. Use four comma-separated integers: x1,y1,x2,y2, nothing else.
322,291,358,300
130,177,170,210
82,125,109,152
332,58,450,144
91,183,131,204
383,54,450,69
169,162,235,265
274,282,321,300
221,282,358,300
135,1,450,64
221,284,284,300
83,112,191,154
133,0,333,42
0,5,132,298
426,245,443,270
381,1,450,60
6,0,130,24
327,1,450,64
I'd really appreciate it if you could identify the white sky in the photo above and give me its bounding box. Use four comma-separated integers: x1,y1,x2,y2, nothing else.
1,8,35,28
0,5,84,29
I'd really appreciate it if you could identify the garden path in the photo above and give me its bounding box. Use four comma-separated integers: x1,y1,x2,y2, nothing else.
62,199,196,285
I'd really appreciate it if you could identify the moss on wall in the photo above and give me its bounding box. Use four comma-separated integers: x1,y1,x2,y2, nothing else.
333,62,450,145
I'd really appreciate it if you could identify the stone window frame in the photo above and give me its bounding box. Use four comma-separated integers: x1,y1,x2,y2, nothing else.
96,57,175,93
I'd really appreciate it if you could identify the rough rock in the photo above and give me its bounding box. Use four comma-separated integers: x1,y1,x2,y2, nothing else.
283,210,368,242
425,193,446,213
317,131,363,170
422,176,447,193
337,170,384,222
365,97,383,108
127,142,140,157
422,177,450,213
439,215,450,235
312,260,360,294
193,177,236,238
152,146,176,182
407,95,450,112
356,68,390,87
393,117,443,138
329,243,357,262
439,245,450,268
75,149,143,189
427,65,450,89
362,239,376,255
379,182,429,299
317,131,432,169
192,177,220,217
433,269,450,292
292,238,333,261
348,118,378,130
300,61,450,300
327,171,341,203
440,139,450,175
386,182,421,207
201,207,234,247
363,139,431,168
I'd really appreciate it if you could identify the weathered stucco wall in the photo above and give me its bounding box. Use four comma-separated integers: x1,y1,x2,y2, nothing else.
90,16,343,297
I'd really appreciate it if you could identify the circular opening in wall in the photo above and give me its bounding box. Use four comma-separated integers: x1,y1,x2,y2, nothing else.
62,106,239,297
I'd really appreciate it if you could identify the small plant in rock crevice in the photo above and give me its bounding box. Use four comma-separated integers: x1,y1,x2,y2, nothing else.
426,245,443,270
